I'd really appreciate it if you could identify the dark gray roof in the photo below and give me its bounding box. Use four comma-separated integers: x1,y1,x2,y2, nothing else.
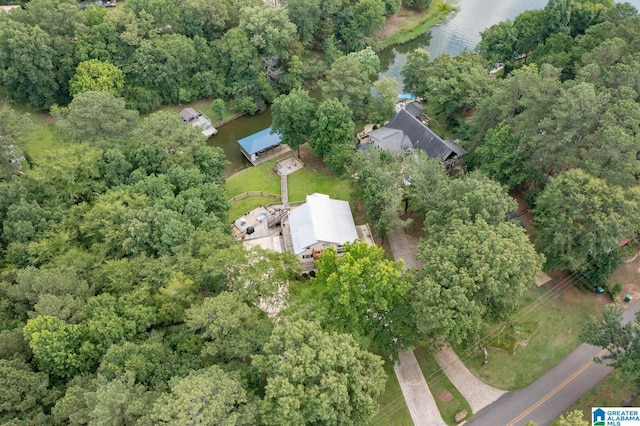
356,142,371,152
180,108,199,122
386,109,466,161
368,127,411,153
405,102,424,118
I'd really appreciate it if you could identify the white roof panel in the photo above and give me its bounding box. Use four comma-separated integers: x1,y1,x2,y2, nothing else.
288,193,358,254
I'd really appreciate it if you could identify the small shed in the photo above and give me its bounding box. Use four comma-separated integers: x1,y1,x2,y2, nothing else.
238,128,281,165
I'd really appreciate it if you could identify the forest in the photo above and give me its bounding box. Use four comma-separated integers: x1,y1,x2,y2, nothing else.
1,0,640,424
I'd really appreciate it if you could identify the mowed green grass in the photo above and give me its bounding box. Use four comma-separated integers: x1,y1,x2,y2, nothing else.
461,282,608,391
154,98,234,126
370,360,413,426
413,347,472,425
225,152,352,221
16,107,68,162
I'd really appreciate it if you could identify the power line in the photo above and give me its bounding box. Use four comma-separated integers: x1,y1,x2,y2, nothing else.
375,257,607,421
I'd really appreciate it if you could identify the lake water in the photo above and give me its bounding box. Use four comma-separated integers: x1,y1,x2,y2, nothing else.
210,109,273,176
214,0,640,172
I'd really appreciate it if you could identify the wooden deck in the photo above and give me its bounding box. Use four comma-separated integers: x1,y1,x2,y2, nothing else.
250,144,291,166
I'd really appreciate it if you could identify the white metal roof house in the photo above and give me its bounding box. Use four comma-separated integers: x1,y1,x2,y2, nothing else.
287,193,358,262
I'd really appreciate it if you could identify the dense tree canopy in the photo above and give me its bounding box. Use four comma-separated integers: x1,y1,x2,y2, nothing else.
69,59,125,97
581,304,640,402
414,218,543,346
253,320,386,426
56,91,139,144
312,241,415,359
0,0,392,112
533,169,640,272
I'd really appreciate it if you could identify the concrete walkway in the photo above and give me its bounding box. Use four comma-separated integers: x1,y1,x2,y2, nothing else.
387,227,446,426
280,174,289,209
435,346,507,413
395,351,447,426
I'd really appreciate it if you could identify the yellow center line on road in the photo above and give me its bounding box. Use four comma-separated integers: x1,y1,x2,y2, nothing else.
506,348,608,426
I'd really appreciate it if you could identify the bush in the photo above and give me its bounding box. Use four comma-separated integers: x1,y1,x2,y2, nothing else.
609,282,623,301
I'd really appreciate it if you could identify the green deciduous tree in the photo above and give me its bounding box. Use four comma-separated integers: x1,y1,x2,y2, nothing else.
253,320,386,426
581,304,640,403
349,150,409,238
423,172,518,238
185,291,273,364
271,89,317,156
143,366,256,425
53,372,155,425
402,48,430,97
475,123,527,189
70,59,125,97
403,0,432,12
0,19,58,110
78,293,156,369
211,98,225,122
533,169,640,272
0,358,56,424
556,410,590,426
313,241,415,359
25,143,105,206
57,91,138,145
285,0,321,48
309,98,356,173
337,0,385,52
130,34,199,104
23,315,82,378
477,20,519,66
131,110,206,156
321,48,380,120
239,4,298,58
369,77,398,125
414,219,544,347
404,52,494,124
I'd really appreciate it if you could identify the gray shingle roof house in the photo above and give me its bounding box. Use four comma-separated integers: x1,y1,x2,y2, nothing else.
368,103,466,166
288,193,358,257
180,108,217,138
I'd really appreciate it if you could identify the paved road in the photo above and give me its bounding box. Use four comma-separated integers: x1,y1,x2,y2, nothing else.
435,346,506,414
467,300,640,426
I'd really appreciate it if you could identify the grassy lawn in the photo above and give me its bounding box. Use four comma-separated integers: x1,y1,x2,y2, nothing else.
225,147,353,221
288,168,351,204
376,0,457,49
8,105,69,163
153,98,236,127
553,373,635,425
461,282,609,391
24,124,68,162
370,361,413,426
226,158,282,197
414,347,472,425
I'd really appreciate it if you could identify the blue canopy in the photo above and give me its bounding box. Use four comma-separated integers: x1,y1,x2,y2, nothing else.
238,128,281,155
397,93,415,101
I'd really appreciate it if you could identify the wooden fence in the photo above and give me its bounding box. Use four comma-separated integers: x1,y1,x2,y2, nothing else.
228,191,281,203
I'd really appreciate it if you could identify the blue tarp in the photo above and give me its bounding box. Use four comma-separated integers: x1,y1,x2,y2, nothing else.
397,93,415,101
237,128,281,155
